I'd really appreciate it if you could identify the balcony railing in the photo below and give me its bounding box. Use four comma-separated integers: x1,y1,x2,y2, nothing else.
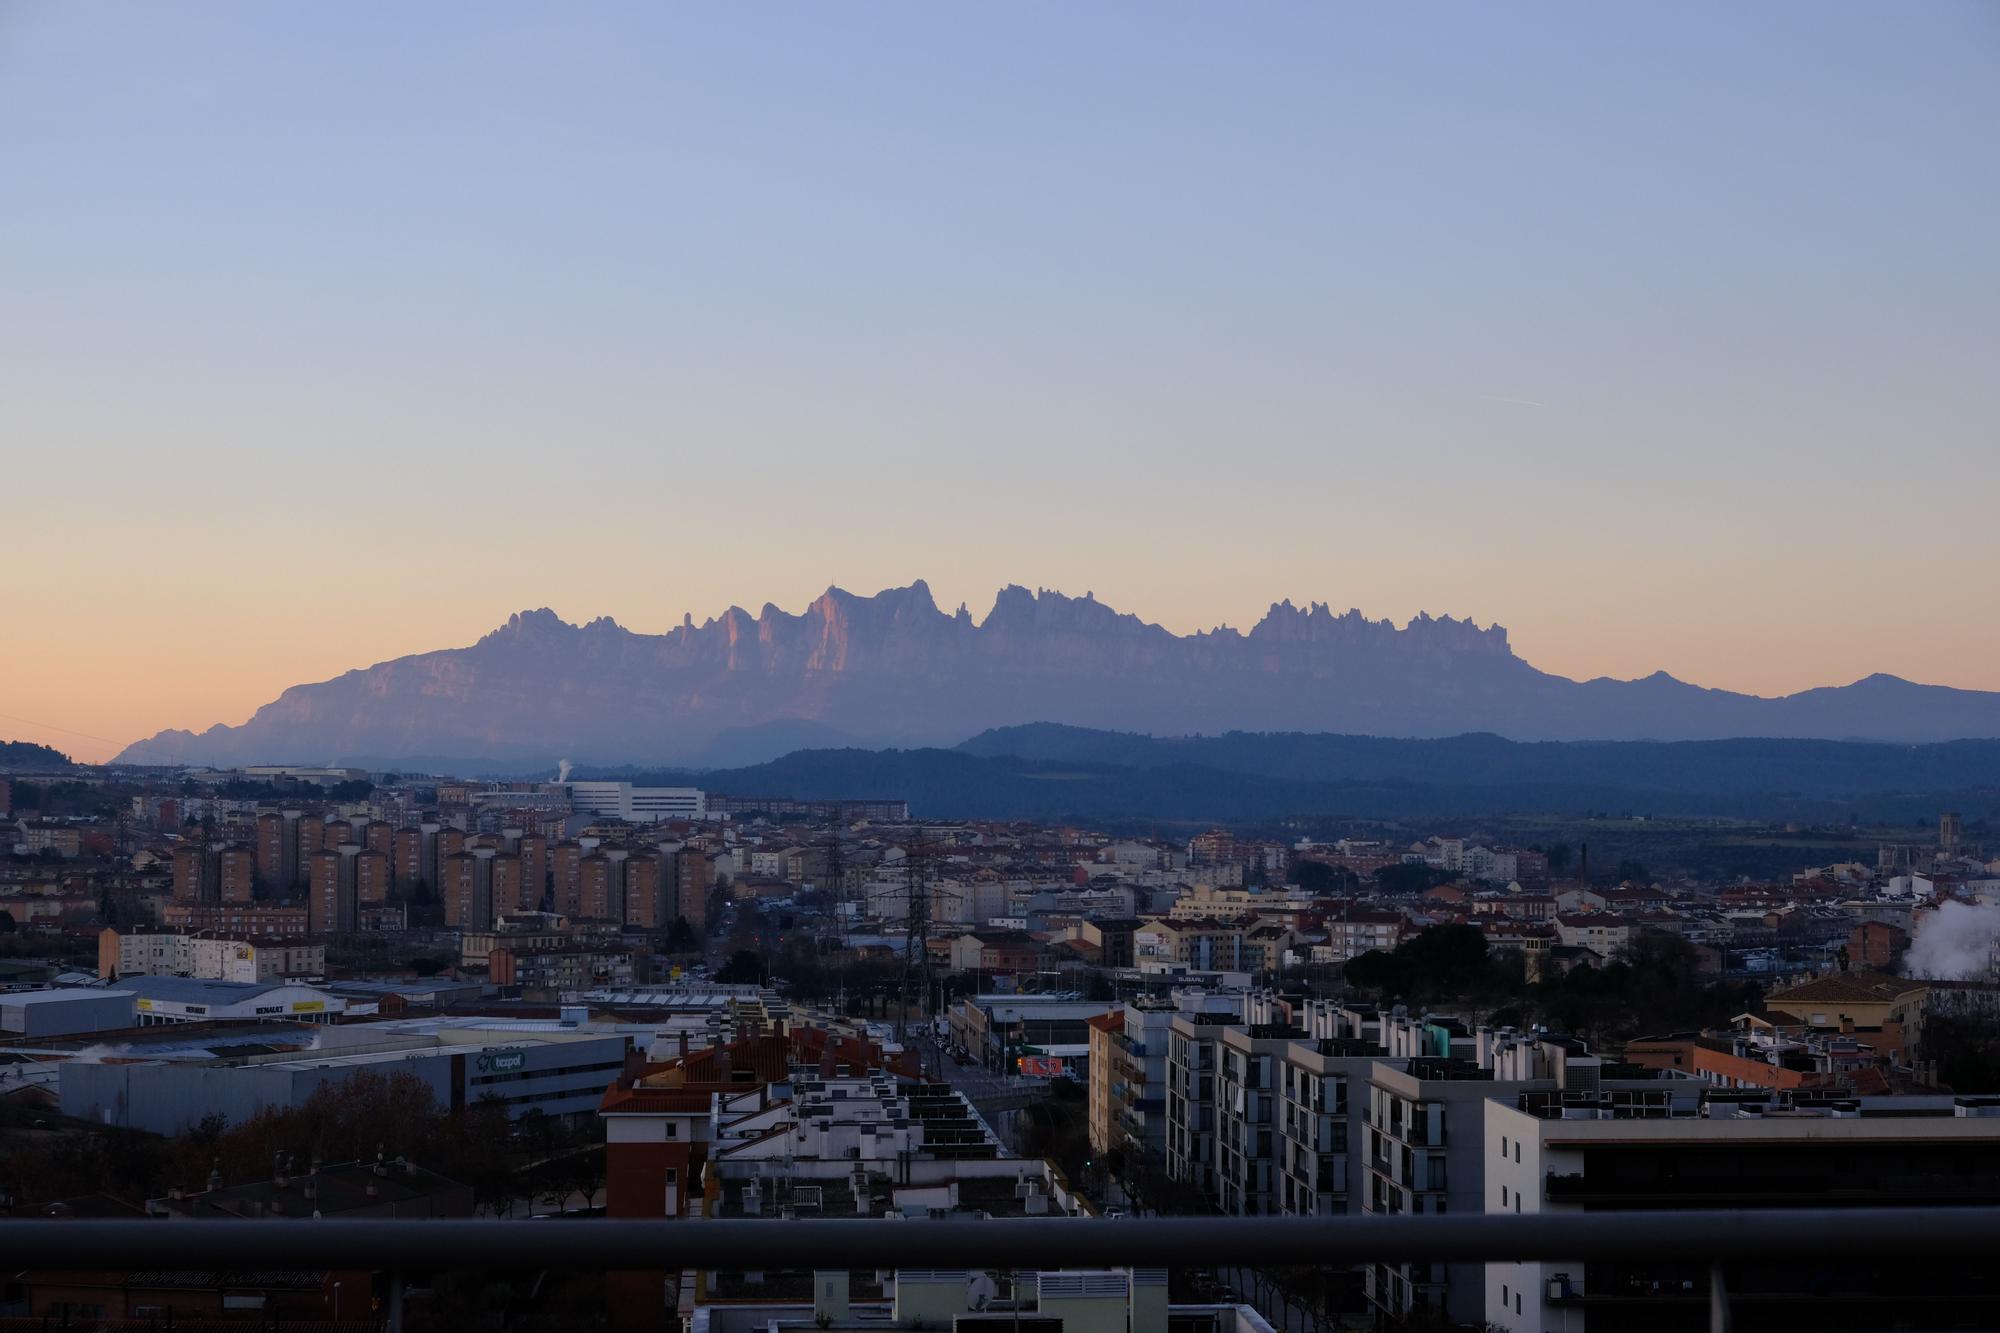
4,1208,1998,1333
1546,1172,2000,1204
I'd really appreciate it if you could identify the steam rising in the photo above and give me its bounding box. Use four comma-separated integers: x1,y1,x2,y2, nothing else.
1905,900,2000,980
557,758,574,784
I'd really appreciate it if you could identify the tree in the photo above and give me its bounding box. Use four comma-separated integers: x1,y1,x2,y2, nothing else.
1341,925,1495,1005
1397,924,1494,999
1614,859,1650,884
1374,863,1454,896
1544,842,1573,874
1343,948,1404,995
1291,860,1356,895
0,909,14,934
715,949,765,984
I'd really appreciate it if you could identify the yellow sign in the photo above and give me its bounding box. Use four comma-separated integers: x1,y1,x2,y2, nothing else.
291,1000,325,1013
136,999,153,1011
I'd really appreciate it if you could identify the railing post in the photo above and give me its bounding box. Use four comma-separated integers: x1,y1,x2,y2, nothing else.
386,1271,406,1333
1709,1262,1731,1333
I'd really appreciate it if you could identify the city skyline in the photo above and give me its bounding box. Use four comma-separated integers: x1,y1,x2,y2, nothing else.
6,2,1999,759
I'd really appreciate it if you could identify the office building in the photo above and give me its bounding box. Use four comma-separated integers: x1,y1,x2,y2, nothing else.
565,782,706,823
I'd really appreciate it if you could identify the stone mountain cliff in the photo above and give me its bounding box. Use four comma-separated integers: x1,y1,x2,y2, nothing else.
114,581,2000,770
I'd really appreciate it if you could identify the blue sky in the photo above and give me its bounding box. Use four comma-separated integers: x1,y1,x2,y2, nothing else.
3,3,1997,757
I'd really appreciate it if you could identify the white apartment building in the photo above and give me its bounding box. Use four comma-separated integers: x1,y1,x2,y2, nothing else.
1484,1090,2000,1333
101,928,324,984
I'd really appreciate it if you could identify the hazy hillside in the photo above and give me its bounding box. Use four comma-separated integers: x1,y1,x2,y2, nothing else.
0,739,74,772
600,732,2000,825
116,583,2000,770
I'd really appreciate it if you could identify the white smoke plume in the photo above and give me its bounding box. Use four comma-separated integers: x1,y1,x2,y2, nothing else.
557,758,574,784
1905,900,2000,980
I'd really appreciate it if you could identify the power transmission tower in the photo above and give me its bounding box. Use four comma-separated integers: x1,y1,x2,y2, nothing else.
819,826,848,945
899,829,932,1049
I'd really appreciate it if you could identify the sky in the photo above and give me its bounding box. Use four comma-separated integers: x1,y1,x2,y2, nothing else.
4,3,1998,763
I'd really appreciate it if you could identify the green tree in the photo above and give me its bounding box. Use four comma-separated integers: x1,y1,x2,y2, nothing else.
1374,863,1454,896
715,949,765,984
1291,860,1356,894
1342,948,1404,995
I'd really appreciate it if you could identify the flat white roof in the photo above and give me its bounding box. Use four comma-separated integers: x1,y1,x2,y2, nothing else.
4,988,136,1005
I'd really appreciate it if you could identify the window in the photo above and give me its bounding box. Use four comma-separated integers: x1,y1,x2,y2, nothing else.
1501,1185,1509,1206
1514,1142,1521,1163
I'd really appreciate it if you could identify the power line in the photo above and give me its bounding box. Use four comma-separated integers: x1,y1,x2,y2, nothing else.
0,709,125,749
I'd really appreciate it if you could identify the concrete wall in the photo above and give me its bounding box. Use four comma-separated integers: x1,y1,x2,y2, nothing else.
61,1055,456,1134
1,990,136,1037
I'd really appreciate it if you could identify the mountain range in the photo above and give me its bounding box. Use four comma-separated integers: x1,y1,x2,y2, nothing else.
114,581,2000,770
584,727,2000,825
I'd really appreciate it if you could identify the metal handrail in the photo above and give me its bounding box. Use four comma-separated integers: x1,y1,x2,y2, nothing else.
2,1208,1997,1270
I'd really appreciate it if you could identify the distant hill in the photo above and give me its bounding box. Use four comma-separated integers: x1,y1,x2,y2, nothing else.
599,730,2000,825
0,739,74,772
959,724,2000,794
114,581,2000,771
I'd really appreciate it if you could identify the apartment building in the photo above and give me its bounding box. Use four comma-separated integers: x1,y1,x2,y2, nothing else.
1213,1021,1312,1215
1165,1011,1236,1197
160,902,309,937
307,844,360,934
1086,1009,1124,1157
1276,1035,1380,1217
99,928,324,983
1485,1090,2000,1332
489,944,637,997
1362,1033,1681,1325
1317,909,1405,964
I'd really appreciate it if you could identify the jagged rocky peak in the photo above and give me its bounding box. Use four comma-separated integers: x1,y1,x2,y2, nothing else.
1244,600,1511,654
481,607,576,645
980,584,1151,635
109,574,2000,769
